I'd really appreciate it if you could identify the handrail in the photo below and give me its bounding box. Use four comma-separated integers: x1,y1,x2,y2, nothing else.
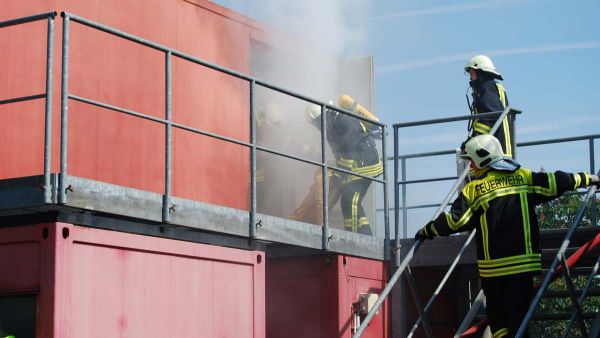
391,133,600,237
354,106,515,337
0,12,56,204
54,12,388,251
516,176,600,337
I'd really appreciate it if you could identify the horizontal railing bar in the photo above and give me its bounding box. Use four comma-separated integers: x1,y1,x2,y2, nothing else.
0,93,46,105
518,134,600,148
393,109,521,128
69,94,167,124
393,134,600,161
62,13,383,129
171,121,251,148
0,11,56,28
398,176,458,185
71,93,385,185
255,81,384,127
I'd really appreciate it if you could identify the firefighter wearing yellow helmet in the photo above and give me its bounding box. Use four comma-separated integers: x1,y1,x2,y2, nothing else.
464,55,513,158
301,100,382,235
416,134,600,337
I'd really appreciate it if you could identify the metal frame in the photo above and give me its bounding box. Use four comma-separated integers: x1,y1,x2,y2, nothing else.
0,12,57,204
386,112,598,337
516,179,599,338
0,12,390,260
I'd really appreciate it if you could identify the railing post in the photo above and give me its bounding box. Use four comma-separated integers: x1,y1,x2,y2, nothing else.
401,157,407,239
58,13,70,204
393,125,400,264
249,80,257,238
382,124,390,259
590,138,597,226
510,110,517,160
44,14,55,203
321,104,330,250
163,51,173,223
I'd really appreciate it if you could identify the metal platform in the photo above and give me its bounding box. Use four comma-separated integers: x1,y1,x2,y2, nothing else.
0,174,386,259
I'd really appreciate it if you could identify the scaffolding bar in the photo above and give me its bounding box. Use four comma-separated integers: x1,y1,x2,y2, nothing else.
43,16,55,204
0,11,57,28
515,179,599,338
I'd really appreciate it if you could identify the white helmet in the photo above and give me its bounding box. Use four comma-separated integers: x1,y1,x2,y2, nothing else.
464,55,503,80
460,134,504,169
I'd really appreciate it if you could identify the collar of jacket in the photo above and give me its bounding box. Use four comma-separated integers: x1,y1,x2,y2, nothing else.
469,71,496,92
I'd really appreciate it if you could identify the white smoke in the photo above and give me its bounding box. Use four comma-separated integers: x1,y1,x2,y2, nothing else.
253,0,368,101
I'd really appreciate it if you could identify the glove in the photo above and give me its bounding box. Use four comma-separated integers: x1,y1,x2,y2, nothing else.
590,174,600,188
415,221,437,241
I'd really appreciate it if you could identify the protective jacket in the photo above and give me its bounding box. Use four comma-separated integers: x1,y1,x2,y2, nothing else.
470,73,512,157
325,110,382,181
430,168,593,278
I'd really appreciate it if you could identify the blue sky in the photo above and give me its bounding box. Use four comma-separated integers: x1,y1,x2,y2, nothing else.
213,0,600,237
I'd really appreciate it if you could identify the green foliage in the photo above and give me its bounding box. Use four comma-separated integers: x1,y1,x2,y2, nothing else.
528,192,600,336
536,193,600,230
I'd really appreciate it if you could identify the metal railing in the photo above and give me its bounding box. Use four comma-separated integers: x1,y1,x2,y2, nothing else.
382,120,597,337
0,12,57,203
516,178,599,338
395,133,600,239
353,107,516,337
0,12,389,253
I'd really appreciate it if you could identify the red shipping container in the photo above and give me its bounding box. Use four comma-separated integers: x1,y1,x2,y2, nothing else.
266,255,389,338
0,223,265,338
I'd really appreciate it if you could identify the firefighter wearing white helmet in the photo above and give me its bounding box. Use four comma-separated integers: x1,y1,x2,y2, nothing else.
295,100,382,235
417,134,600,337
464,55,513,158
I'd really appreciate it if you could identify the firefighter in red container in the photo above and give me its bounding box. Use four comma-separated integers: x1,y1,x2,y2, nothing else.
416,134,599,337
291,99,382,235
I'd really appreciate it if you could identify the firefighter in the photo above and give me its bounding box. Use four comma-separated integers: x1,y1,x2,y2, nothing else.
296,102,383,235
464,55,513,157
415,134,599,338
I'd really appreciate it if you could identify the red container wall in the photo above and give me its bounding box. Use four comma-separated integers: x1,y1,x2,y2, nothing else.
266,255,389,338
0,223,265,338
0,0,266,209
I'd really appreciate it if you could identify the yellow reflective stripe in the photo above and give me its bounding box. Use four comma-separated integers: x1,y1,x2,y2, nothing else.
430,223,439,236
477,253,541,268
502,116,512,156
471,186,528,210
481,201,490,260
520,192,532,254
496,83,507,108
359,217,369,226
584,173,591,186
473,121,491,134
479,262,541,278
359,121,368,133
337,157,355,167
493,327,508,338
352,161,383,176
574,173,581,189
446,207,475,231
532,172,557,196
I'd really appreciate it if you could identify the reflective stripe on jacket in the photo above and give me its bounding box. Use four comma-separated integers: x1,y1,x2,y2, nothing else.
431,168,593,278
